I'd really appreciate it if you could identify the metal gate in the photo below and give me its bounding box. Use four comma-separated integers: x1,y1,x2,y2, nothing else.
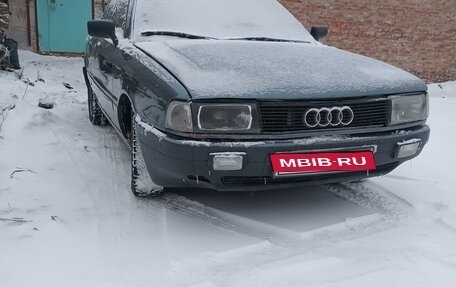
36,0,92,53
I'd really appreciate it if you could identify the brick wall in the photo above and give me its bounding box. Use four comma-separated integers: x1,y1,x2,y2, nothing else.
281,0,456,82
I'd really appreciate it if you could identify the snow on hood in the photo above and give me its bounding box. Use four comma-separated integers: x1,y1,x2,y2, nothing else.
134,40,427,100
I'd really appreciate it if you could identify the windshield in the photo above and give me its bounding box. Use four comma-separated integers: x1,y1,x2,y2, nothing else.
133,0,315,42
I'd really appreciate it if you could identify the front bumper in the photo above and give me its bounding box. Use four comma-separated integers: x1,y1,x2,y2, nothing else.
137,123,430,191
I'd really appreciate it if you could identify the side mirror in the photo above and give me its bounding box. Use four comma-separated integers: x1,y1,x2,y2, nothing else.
310,25,328,41
87,20,118,46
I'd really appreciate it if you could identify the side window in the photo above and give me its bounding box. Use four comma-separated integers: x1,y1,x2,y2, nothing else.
102,0,129,30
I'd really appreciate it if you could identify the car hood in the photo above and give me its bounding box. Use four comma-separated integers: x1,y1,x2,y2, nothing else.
134,40,427,100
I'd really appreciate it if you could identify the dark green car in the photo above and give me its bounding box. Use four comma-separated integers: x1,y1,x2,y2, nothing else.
83,0,430,196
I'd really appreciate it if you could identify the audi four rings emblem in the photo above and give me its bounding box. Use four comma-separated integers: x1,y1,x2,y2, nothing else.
304,106,354,128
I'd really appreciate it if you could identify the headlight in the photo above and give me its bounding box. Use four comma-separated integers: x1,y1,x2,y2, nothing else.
390,94,428,125
196,103,260,133
165,101,193,133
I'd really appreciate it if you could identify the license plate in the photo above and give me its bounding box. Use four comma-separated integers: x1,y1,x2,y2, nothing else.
270,151,376,175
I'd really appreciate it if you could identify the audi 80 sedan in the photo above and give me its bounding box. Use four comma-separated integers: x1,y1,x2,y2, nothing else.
84,0,430,196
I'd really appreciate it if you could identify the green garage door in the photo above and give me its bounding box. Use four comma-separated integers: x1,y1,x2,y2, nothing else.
37,0,92,53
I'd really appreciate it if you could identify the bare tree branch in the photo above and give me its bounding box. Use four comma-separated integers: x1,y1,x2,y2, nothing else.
10,167,36,178
0,104,15,132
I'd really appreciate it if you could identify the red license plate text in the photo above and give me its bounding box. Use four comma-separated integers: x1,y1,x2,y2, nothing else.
270,151,376,174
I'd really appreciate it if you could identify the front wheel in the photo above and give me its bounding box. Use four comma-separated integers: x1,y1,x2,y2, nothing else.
131,115,164,197
88,85,107,126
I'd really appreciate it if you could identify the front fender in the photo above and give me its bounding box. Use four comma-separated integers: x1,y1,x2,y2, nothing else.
117,40,190,130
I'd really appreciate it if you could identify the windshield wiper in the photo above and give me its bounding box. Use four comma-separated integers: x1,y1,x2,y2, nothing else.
141,31,216,40
227,37,310,43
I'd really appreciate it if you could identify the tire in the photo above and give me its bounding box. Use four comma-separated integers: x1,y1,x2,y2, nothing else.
131,114,164,197
88,86,107,126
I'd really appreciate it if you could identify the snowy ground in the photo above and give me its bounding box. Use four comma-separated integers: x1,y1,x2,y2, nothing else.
1,51,456,287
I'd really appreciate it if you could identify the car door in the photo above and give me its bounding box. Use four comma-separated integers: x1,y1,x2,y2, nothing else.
92,37,117,123
105,0,132,131
109,0,131,131
87,0,129,126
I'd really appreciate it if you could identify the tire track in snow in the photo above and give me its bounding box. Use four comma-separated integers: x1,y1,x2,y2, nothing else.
58,126,130,192
97,131,131,198
149,184,405,251
323,181,412,220
153,193,307,249
145,183,412,282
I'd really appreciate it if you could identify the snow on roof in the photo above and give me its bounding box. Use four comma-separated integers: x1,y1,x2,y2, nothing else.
133,0,314,42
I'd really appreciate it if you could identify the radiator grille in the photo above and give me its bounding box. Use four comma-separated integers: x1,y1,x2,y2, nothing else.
259,99,390,133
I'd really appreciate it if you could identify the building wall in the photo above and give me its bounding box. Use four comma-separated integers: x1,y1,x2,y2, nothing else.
280,0,456,82
6,0,98,51
94,0,107,19
7,0,30,49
